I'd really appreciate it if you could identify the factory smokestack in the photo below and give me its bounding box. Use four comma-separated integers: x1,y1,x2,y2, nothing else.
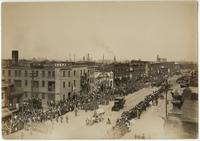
12,50,19,65
87,53,90,61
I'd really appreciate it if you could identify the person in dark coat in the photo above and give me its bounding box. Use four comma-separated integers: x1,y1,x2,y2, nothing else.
65,115,68,124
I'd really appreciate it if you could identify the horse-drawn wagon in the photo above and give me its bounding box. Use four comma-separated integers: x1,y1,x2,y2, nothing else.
86,108,105,125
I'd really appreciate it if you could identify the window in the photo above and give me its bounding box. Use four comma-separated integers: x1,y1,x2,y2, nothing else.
24,70,28,77
42,80,45,87
83,69,85,74
42,71,45,77
68,71,70,77
48,81,55,91
63,71,65,77
42,93,45,99
63,95,65,100
15,70,17,76
18,70,21,77
68,81,71,87
8,79,11,83
63,81,65,88
35,71,38,77
48,71,51,77
74,70,76,76
52,71,55,77
74,80,76,87
68,92,71,98
88,70,90,74
8,70,11,76
25,80,28,86
80,70,82,76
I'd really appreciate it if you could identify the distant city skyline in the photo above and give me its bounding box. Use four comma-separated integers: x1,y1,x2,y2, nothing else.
2,1,198,62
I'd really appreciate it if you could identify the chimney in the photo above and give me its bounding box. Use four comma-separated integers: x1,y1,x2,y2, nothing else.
157,54,159,62
12,50,19,65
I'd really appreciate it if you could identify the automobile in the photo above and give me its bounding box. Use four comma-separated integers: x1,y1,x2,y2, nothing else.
112,96,126,111
151,79,164,87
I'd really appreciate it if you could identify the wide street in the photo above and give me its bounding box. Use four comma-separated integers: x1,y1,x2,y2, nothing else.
123,75,182,139
4,75,180,139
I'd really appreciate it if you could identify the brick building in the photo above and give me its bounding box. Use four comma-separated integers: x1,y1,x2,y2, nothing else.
112,63,130,86
112,60,149,86
129,60,149,81
149,62,175,77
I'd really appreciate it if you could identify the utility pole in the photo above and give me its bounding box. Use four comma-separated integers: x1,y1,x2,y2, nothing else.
29,70,37,107
165,84,168,120
29,70,37,131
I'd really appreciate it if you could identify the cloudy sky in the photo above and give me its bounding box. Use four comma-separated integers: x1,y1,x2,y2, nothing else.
2,1,198,62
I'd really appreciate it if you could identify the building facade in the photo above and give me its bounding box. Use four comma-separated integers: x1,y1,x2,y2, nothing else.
112,63,130,86
2,63,91,106
129,60,149,81
112,61,150,86
2,51,96,107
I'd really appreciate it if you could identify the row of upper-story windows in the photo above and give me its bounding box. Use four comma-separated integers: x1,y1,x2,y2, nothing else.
8,78,76,89
11,79,46,88
63,80,76,88
62,70,71,77
62,69,87,77
2,69,55,78
11,79,55,90
2,69,92,78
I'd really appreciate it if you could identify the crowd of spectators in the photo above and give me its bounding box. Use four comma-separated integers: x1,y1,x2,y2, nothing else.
2,77,158,136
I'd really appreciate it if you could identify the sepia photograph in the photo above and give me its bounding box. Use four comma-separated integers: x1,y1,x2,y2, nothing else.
1,0,198,139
